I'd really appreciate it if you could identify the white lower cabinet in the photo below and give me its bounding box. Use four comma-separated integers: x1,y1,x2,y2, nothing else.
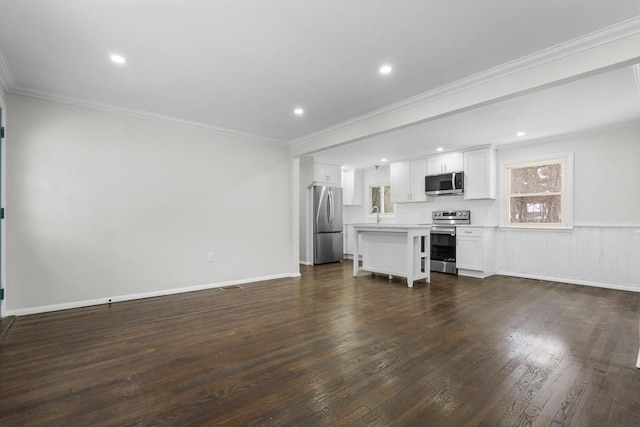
343,224,359,258
456,227,495,278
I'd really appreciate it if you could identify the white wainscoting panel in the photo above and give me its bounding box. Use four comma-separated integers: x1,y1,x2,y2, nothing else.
497,226,640,292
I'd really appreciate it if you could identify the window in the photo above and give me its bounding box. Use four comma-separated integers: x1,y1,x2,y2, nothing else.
503,155,572,227
370,185,393,214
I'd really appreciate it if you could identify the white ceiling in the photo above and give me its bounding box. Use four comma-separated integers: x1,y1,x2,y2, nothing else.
0,1,639,149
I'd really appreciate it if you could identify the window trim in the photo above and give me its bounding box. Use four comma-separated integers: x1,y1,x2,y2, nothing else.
499,153,574,229
368,184,395,217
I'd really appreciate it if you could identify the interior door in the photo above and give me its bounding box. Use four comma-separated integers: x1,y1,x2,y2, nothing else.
0,106,4,316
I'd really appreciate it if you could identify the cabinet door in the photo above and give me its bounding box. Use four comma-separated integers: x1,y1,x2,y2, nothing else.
316,163,341,185
342,169,355,205
345,225,357,255
410,158,427,202
427,153,463,174
444,154,463,172
464,147,496,200
426,156,444,175
456,235,483,271
341,169,362,205
390,161,411,203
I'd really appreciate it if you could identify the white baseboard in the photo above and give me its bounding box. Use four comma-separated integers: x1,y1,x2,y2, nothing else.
497,270,640,293
299,260,313,265
5,272,301,317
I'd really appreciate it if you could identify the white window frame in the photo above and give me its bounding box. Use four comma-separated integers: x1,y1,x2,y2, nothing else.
368,184,395,217
500,153,574,229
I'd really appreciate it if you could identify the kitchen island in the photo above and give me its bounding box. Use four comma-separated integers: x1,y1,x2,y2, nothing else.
352,224,430,287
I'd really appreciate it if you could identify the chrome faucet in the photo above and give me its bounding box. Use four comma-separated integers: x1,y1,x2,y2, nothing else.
371,205,381,224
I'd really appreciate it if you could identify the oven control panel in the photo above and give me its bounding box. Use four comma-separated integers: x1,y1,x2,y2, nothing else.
432,210,470,221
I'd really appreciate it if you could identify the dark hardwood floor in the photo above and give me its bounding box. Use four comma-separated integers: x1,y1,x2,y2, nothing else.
1,261,639,426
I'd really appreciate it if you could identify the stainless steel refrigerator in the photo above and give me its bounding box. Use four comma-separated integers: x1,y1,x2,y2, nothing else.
313,185,343,264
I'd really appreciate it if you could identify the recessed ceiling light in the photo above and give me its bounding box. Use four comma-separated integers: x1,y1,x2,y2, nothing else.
381,158,388,162
436,147,444,152
294,108,304,116
379,65,392,75
110,54,126,65
517,131,526,137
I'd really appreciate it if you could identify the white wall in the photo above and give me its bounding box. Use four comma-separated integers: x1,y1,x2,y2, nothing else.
498,127,640,226
496,127,640,290
6,94,294,314
298,158,314,264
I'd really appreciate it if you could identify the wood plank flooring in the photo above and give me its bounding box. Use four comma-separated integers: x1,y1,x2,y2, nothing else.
1,261,639,426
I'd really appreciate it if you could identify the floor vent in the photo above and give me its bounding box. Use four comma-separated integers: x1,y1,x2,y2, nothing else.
220,285,243,291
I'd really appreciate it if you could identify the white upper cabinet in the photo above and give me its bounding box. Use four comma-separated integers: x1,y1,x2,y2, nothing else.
426,152,463,175
463,146,496,200
390,158,427,203
342,169,363,205
315,162,341,185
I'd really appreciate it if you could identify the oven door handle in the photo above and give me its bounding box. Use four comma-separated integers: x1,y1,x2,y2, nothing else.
430,229,456,236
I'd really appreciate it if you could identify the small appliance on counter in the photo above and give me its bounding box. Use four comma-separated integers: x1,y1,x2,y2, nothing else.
430,210,470,274
312,185,343,264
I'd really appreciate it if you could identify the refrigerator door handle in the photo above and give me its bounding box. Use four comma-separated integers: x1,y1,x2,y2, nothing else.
315,186,326,228
329,189,334,226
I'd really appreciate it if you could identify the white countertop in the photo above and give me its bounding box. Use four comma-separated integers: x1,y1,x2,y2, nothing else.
352,223,431,230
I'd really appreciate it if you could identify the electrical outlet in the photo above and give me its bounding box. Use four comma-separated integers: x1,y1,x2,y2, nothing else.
207,252,214,262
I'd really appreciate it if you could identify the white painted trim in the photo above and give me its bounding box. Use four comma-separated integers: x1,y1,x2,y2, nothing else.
633,63,640,101
0,94,5,318
498,226,574,232
5,272,301,317
0,46,15,92
6,90,287,146
496,270,640,293
290,17,640,147
498,225,640,231
299,260,313,266
574,224,640,229
499,152,574,228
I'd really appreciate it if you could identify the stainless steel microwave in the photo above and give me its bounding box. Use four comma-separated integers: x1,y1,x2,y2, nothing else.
425,172,464,196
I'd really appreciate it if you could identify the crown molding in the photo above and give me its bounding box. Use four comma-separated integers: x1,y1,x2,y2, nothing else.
0,46,16,92
8,86,287,146
289,16,640,147
633,63,640,100
0,40,285,145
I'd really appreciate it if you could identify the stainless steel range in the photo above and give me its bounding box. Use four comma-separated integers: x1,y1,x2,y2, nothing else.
430,210,470,274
